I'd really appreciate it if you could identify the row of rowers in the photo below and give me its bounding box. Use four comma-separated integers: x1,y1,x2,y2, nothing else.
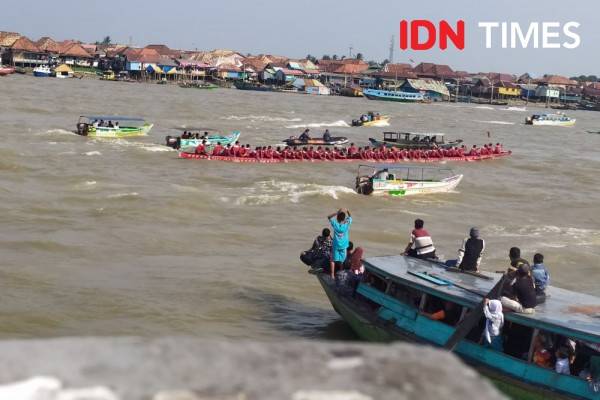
192,142,507,159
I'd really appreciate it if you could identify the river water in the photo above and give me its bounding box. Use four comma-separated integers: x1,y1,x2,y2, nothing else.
1,75,599,339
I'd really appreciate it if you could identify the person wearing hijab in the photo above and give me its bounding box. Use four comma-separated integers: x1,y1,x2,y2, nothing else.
483,298,504,352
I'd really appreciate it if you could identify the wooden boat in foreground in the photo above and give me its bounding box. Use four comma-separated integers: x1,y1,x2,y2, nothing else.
315,255,600,399
370,132,463,150
178,151,511,163
355,164,463,196
76,115,153,138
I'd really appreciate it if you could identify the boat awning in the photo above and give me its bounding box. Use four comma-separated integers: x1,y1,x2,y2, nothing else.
79,116,146,122
146,64,163,74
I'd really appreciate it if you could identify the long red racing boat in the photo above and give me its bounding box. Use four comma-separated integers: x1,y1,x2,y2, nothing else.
178,151,512,163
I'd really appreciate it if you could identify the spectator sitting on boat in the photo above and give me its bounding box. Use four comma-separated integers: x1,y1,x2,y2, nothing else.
108,121,114,128
532,334,553,368
347,245,364,295
300,228,332,270
532,253,550,303
555,347,571,375
323,129,332,141
361,114,368,123
327,208,353,279
114,122,119,129
92,120,99,128
403,219,436,260
343,241,355,270
99,119,105,127
456,227,485,272
483,298,504,351
501,264,537,314
299,129,311,141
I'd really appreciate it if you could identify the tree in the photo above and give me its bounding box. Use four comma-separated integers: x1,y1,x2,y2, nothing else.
332,54,338,60
322,55,331,61
96,36,111,45
305,54,317,63
356,52,364,60
382,59,390,66
367,60,380,68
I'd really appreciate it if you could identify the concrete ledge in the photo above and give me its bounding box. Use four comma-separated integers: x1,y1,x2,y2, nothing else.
0,337,506,400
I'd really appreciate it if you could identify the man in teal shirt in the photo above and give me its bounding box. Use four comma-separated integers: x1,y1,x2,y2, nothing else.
328,208,352,278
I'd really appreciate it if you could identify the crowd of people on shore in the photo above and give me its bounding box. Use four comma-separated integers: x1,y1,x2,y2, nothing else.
192,140,507,161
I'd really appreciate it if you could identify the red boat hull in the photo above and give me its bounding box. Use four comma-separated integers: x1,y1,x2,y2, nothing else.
0,67,16,76
178,151,512,163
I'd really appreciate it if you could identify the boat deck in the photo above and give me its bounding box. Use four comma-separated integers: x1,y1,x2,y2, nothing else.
365,255,600,342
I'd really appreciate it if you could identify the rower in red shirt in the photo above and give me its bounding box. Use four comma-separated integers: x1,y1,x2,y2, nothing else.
494,143,502,154
212,142,223,156
195,140,207,155
347,143,358,157
238,144,248,157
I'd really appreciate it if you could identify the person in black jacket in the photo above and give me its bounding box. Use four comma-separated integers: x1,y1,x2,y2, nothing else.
501,264,537,314
457,227,485,272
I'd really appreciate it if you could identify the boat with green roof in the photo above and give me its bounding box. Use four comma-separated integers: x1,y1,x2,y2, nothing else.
76,115,153,138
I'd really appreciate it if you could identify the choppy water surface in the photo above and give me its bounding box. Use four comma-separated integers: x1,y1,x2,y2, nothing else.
1,75,599,339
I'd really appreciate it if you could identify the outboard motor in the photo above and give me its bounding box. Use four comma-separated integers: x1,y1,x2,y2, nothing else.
355,176,374,195
76,122,88,136
165,135,173,148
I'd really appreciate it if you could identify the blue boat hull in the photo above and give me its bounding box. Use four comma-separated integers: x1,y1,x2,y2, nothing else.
363,89,424,102
33,71,51,77
317,274,595,400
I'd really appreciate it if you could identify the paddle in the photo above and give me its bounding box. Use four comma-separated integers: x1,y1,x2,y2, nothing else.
443,273,506,351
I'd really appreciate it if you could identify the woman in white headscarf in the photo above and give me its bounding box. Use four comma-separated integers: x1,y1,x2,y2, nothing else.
483,298,504,352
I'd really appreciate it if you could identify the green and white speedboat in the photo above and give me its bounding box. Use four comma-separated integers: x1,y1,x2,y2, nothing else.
355,164,463,196
76,116,153,138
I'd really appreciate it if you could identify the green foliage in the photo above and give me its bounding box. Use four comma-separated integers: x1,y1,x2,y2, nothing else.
356,52,364,60
322,55,331,61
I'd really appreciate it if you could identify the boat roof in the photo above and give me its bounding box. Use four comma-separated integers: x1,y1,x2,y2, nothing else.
79,115,146,121
359,164,454,171
364,255,600,343
384,131,445,137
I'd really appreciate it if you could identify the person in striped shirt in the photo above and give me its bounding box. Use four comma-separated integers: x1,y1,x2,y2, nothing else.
403,219,436,260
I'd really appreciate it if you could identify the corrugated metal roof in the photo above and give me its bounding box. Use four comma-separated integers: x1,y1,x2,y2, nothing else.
405,79,450,96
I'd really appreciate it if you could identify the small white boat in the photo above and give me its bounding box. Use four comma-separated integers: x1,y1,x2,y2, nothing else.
525,113,575,126
33,65,52,77
355,164,463,197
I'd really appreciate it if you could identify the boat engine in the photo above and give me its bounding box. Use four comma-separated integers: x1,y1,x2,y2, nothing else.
355,176,374,195
76,123,89,136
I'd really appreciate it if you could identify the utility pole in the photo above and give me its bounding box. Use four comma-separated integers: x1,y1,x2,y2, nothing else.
389,35,395,64
526,78,530,106
349,45,353,59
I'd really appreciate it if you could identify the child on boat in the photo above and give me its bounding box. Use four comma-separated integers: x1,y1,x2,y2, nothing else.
327,208,353,279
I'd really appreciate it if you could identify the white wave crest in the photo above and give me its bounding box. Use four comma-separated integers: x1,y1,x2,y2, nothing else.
286,120,350,129
107,192,139,199
84,151,102,156
235,180,355,205
504,107,527,112
474,106,495,110
222,115,302,122
474,120,515,125
37,129,75,136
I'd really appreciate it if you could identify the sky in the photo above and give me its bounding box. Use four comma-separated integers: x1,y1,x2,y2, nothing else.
1,0,597,77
